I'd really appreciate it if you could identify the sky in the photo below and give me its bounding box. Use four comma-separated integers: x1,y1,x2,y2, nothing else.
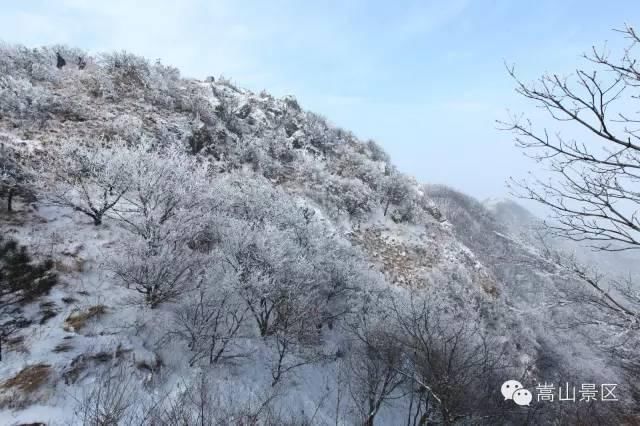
0,0,638,210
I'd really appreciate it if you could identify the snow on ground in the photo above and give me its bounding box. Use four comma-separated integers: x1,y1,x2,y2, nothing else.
0,201,416,424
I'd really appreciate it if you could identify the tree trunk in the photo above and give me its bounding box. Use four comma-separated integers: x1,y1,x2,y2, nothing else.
7,189,13,212
384,198,391,216
365,414,375,426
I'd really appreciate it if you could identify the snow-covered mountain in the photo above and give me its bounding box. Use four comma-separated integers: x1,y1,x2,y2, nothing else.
0,45,633,425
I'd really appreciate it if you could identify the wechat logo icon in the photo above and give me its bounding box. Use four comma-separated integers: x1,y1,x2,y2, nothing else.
501,380,532,406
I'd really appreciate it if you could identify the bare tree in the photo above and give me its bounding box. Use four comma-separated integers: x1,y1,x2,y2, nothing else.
343,308,406,426
502,25,640,414
110,239,203,308
153,372,284,426
152,373,218,426
533,232,640,413
171,284,247,366
502,25,640,253
268,287,326,386
390,295,507,425
73,366,140,426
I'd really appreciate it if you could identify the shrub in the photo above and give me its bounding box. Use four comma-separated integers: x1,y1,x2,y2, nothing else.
105,114,144,143
110,240,204,308
98,51,151,91
187,124,214,155
0,236,57,305
325,176,375,219
0,236,57,361
365,139,390,163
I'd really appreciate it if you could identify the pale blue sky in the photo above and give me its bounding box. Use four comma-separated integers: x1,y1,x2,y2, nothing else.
0,1,637,205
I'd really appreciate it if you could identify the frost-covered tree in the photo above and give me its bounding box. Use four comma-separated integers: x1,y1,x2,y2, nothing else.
0,44,89,126
322,175,375,219
112,141,211,248
42,138,132,225
146,59,181,109
74,367,140,426
212,173,305,230
269,296,325,386
502,27,640,411
0,43,85,83
98,51,151,91
331,144,386,191
110,237,204,308
311,244,378,328
152,373,288,425
391,293,507,425
344,305,406,426
381,171,413,217
0,76,57,125
170,270,247,366
219,222,311,337
0,144,34,212
210,175,364,339
216,92,242,130
302,111,350,153
365,139,390,164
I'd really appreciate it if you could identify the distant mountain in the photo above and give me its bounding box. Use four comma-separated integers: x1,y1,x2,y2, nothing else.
484,198,640,278
484,198,538,232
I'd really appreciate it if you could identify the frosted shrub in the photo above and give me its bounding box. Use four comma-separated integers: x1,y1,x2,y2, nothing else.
106,114,144,143
41,138,132,225
98,51,151,91
110,236,205,308
324,175,375,219
113,141,212,248
145,60,181,108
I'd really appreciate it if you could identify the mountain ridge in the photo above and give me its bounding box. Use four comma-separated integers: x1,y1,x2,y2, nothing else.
0,44,628,424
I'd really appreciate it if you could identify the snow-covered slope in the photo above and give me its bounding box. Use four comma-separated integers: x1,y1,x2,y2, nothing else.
0,45,632,424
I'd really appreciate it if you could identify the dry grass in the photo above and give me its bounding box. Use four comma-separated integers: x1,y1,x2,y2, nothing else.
1,363,51,393
5,335,28,355
54,257,86,273
64,305,106,332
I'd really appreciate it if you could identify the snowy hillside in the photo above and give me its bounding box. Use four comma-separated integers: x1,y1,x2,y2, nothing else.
0,45,634,425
